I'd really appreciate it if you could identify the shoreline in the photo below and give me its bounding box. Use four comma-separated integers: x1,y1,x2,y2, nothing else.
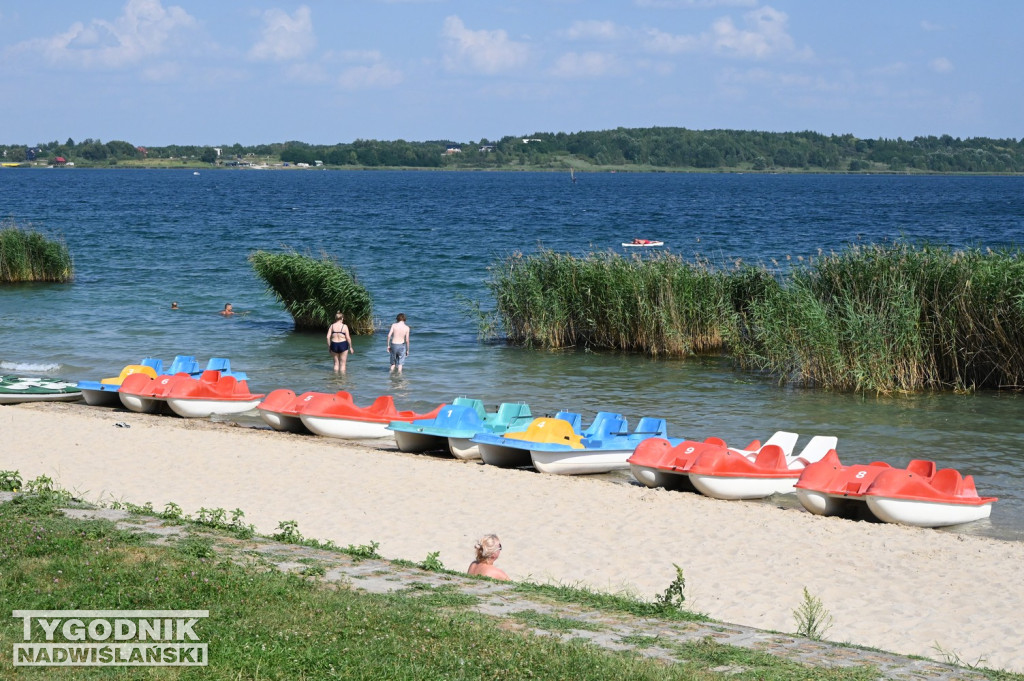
3,402,1023,673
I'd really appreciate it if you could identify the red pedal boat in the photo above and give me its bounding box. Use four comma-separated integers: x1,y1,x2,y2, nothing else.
298,392,444,440
795,450,997,527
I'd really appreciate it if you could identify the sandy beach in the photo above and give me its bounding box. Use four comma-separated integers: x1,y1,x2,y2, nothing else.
3,402,1022,673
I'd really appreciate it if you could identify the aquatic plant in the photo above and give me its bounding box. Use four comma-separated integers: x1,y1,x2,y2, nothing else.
489,242,1024,393
730,243,1024,392
0,221,73,283
487,248,729,355
248,249,374,333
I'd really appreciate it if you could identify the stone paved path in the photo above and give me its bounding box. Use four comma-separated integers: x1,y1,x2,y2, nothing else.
54,505,995,681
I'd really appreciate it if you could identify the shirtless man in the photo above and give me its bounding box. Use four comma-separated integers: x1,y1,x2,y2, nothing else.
386,313,410,373
220,303,234,316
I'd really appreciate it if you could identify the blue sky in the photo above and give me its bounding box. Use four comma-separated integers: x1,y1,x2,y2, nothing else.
1,0,1020,146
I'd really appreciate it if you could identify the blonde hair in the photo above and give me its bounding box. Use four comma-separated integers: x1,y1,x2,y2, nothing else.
474,534,502,562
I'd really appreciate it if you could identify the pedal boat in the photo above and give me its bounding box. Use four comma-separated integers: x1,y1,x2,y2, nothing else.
256,389,323,433
687,435,837,500
117,358,247,413
0,375,83,404
629,431,800,492
388,399,532,459
164,371,265,418
474,412,618,468
795,451,997,527
529,416,678,475
299,393,444,440
77,357,167,406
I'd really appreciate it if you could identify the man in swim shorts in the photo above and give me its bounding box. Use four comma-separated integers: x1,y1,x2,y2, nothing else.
386,313,410,373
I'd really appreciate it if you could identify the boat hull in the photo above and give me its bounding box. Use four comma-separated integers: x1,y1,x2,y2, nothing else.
258,409,309,433
865,497,994,528
167,398,261,418
530,448,633,475
392,429,448,453
0,391,82,405
302,415,392,439
629,464,695,492
448,437,480,460
478,442,532,468
81,387,123,407
118,392,165,414
689,474,798,500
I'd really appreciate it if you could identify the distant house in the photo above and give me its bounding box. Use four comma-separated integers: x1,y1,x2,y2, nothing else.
136,146,147,157
445,145,462,155
52,156,67,166
479,145,495,153
522,138,542,144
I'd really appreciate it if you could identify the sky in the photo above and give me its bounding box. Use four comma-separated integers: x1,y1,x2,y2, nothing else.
1,0,1021,147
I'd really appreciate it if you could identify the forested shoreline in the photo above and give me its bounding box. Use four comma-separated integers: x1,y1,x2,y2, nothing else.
3,127,1023,173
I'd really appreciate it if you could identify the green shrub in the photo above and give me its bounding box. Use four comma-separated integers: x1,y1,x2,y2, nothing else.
0,221,73,283
248,249,373,333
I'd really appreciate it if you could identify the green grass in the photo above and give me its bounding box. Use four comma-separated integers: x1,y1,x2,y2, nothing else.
0,221,73,283
0,494,925,681
248,248,374,333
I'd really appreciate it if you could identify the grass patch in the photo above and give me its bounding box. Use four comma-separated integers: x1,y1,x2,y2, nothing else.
248,248,374,333
511,609,603,633
0,220,73,283
512,580,710,623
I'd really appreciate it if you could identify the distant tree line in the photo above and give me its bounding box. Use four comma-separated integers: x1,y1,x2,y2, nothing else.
3,128,1022,173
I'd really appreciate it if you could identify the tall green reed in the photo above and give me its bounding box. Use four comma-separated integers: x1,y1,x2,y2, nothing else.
248,249,374,333
487,249,729,355
487,243,1024,393
0,221,73,283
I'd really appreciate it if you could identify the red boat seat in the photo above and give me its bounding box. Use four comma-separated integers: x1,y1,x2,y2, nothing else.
906,459,936,478
930,469,964,497
368,395,396,416
704,436,727,447
753,444,787,469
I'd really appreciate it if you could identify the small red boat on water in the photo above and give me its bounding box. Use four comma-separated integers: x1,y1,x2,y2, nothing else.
297,392,444,440
795,450,997,528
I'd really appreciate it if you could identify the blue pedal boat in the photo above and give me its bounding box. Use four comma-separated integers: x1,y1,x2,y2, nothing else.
77,356,173,407
474,411,621,468
528,416,682,475
388,398,533,460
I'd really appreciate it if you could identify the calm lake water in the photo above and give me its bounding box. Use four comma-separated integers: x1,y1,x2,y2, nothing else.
2,169,1023,540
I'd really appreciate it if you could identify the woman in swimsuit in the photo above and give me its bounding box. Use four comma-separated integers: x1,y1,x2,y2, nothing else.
466,534,509,581
326,311,354,373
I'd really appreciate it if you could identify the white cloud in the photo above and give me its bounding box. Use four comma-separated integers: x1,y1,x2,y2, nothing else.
248,6,316,62
441,16,531,74
929,57,953,74
549,51,622,78
643,5,808,60
563,20,622,41
710,6,798,59
644,28,701,54
339,63,404,89
13,0,196,68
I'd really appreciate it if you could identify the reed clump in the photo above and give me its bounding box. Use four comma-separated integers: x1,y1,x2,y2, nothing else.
487,249,729,355
487,243,1024,393
248,249,374,333
0,221,73,283
731,243,1024,392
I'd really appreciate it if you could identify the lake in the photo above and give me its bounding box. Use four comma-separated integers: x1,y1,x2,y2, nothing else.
1,168,1022,539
